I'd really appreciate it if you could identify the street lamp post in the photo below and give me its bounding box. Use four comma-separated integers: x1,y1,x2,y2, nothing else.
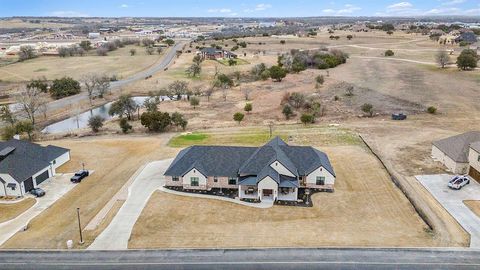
77,207,84,244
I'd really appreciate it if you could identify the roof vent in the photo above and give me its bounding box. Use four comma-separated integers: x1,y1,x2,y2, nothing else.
13,134,20,140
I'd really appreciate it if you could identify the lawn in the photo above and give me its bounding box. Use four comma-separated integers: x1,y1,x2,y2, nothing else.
0,198,36,223
216,58,250,66
129,145,438,248
0,45,165,82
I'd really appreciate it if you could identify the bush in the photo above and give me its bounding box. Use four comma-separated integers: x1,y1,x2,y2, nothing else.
96,47,108,56
18,46,37,61
119,118,133,134
427,106,437,114
140,111,171,132
88,115,104,133
233,112,245,124
385,50,394,57
269,65,287,82
456,49,478,70
190,96,200,109
300,114,314,125
361,103,374,117
244,103,252,113
282,104,293,120
49,77,81,99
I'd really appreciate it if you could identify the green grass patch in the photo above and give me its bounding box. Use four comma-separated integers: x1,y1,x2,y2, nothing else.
215,58,249,66
33,68,48,72
168,133,209,147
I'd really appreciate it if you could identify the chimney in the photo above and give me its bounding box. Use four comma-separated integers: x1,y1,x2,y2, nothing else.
13,134,20,140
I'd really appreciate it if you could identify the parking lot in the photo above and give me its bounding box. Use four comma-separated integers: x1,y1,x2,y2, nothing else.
416,174,480,248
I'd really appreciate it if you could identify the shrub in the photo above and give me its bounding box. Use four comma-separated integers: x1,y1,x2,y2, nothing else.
456,49,478,70
140,111,171,132
385,50,394,57
269,65,287,82
49,77,81,99
233,112,245,124
300,114,314,125
88,115,104,133
119,118,133,134
244,103,252,113
282,104,293,119
190,96,200,109
427,106,437,114
361,103,374,117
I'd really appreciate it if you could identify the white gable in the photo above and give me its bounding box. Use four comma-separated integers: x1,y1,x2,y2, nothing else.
270,160,295,177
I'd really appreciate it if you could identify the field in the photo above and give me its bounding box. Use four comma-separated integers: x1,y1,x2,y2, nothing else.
464,201,480,219
0,45,164,82
0,134,178,249
0,198,36,223
129,144,439,248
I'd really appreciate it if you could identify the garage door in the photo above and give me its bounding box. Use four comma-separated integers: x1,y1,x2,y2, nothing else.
468,166,480,183
35,170,50,186
24,177,34,192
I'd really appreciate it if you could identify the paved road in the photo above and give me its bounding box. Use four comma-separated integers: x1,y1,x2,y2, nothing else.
0,248,479,269
0,173,75,247
88,159,172,250
416,174,480,248
45,42,184,113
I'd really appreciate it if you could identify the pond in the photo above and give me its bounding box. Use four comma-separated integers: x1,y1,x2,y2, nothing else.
41,96,170,134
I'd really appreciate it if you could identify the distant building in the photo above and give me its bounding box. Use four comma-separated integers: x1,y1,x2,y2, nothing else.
199,47,237,60
455,32,478,44
88,32,101,39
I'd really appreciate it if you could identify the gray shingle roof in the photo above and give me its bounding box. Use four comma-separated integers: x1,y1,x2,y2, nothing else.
470,141,480,154
0,139,69,183
433,131,480,163
165,137,335,181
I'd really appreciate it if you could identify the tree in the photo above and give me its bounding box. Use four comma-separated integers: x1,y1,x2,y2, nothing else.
228,59,236,66
214,74,234,101
143,97,160,112
79,40,92,51
130,48,136,56
88,115,104,133
387,30,393,35
193,55,202,65
0,105,15,126
244,103,252,114
269,65,287,82
427,106,437,114
145,46,155,55
16,121,34,140
49,77,81,99
456,49,478,70
109,94,138,120
384,50,394,57
435,50,450,68
290,92,306,109
142,38,155,47
345,85,354,96
361,103,374,117
164,39,175,46
242,88,251,100
300,114,314,125
119,118,133,134
15,86,47,125
156,47,163,55
168,80,189,99
171,112,188,130
282,104,293,120
18,46,36,61
347,35,353,40
190,96,200,109
26,78,48,93
315,75,324,89
280,40,286,44
233,112,244,124
186,63,201,77
96,47,109,56
96,75,110,98
82,74,99,104
140,111,171,132
204,88,213,102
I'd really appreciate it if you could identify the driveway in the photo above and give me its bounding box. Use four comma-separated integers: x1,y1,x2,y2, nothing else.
0,173,75,246
88,159,172,250
416,174,480,247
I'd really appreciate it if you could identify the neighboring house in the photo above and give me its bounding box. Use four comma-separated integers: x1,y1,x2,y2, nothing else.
0,139,70,197
164,137,336,202
455,32,478,44
432,131,480,181
199,47,237,60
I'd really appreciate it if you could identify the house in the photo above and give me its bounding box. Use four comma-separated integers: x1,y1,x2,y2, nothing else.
199,47,237,60
432,131,480,181
455,32,478,44
0,139,70,197
164,137,335,202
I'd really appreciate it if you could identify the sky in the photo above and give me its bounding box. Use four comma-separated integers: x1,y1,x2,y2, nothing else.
1,0,479,17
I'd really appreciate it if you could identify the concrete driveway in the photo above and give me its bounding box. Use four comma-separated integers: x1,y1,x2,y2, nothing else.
416,174,480,247
88,159,172,250
0,173,75,246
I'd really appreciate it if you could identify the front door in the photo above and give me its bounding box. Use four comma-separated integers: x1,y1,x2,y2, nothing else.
262,189,273,199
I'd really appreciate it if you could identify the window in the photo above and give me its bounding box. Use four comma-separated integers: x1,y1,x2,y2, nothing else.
52,160,56,165
478,154,480,162
190,177,199,186
316,176,325,186
172,176,179,182
228,177,237,185
213,176,218,183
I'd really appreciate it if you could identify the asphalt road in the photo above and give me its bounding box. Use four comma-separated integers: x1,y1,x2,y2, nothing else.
0,248,479,270
45,41,185,113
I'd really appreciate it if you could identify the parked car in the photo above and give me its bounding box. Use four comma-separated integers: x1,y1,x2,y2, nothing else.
71,170,89,183
30,188,45,197
448,175,470,190
392,113,407,120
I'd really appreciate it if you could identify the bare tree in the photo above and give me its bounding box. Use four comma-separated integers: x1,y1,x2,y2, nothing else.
15,86,47,126
96,76,111,98
435,50,450,69
204,88,213,102
242,87,251,101
82,74,99,104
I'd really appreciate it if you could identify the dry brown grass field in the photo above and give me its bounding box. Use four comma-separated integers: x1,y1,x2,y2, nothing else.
464,201,480,219
129,145,440,249
0,198,36,223
0,45,164,82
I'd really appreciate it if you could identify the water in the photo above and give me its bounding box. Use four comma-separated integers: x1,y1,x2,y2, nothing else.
41,96,170,134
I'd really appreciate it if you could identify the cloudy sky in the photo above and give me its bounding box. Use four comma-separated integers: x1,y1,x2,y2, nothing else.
1,0,479,17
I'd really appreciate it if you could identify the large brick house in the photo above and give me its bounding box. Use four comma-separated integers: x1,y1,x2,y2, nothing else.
199,47,237,60
164,137,336,202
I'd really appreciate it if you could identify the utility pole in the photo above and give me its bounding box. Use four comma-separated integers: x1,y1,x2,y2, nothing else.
82,163,85,171
77,208,84,244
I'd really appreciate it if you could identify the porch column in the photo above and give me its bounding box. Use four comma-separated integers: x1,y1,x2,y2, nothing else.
238,185,242,199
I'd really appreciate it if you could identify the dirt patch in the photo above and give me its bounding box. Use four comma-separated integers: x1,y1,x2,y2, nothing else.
0,198,36,223
464,201,480,219
129,145,437,249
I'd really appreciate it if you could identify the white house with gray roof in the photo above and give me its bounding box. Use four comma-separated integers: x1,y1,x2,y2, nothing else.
164,137,335,202
432,131,480,181
0,139,70,197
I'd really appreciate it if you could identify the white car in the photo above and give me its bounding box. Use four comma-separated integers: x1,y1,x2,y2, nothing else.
448,175,470,190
